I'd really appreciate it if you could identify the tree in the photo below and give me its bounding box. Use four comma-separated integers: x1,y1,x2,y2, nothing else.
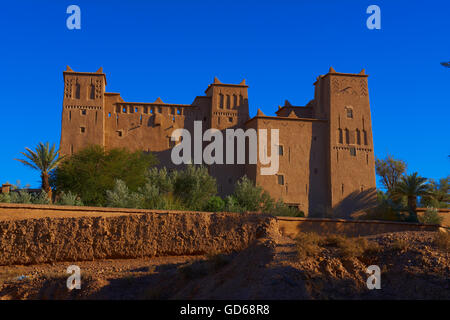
375,154,407,195
421,176,450,208
391,172,429,221
15,142,64,200
51,145,157,206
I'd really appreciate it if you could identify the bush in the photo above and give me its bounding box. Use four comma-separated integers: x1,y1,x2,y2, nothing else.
172,165,217,211
106,180,144,209
57,191,83,206
229,176,274,212
224,195,244,212
204,196,225,212
9,190,33,204
32,190,51,205
51,145,157,206
419,207,443,225
138,168,179,210
269,200,305,217
0,193,11,203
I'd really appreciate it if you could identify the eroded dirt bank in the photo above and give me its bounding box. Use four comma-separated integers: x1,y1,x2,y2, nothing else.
0,231,448,299
0,212,276,265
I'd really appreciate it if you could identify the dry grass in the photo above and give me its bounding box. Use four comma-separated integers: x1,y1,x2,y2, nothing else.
296,233,381,260
321,235,372,258
392,239,409,252
433,232,450,251
295,232,322,259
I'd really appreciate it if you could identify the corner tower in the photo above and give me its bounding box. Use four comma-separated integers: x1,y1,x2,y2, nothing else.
60,66,106,155
314,67,376,214
204,77,250,196
205,77,250,130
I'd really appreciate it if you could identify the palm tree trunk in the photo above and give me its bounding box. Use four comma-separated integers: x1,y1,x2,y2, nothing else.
41,172,52,202
408,195,418,222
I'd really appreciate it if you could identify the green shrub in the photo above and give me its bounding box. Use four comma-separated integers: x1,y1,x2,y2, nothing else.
419,207,443,225
269,200,305,217
32,190,51,205
9,190,32,204
204,196,225,212
57,191,83,206
224,195,243,212
172,165,217,211
0,193,11,203
106,179,144,208
231,176,274,212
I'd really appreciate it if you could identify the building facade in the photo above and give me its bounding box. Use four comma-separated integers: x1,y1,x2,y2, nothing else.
60,66,376,216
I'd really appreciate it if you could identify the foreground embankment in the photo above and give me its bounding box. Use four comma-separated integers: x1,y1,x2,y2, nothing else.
0,203,445,266
0,203,277,266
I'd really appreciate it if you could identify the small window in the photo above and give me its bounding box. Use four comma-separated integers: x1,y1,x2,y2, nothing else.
80,127,86,133
219,94,224,108
108,112,111,118
278,145,284,156
123,107,127,113
338,128,343,144
81,109,87,115
229,117,233,122
75,83,81,99
350,147,356,156
172,116,175,122
277,175,285,185
346,108,353,119
117,131,123,137
90,84,95,100
135,107,138,113
150,107,154,114
177,109,181,115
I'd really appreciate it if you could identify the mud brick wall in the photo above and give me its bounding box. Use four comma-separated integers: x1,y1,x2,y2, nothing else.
0,205,276,266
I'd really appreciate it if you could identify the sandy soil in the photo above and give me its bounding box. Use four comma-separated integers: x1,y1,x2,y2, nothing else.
1,231,448,300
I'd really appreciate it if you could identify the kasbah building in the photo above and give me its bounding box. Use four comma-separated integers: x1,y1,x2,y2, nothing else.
60,66,376,216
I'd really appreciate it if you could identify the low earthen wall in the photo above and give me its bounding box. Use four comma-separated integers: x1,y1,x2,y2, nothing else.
277,216,443,238
0,203,276,266
0,204,445,266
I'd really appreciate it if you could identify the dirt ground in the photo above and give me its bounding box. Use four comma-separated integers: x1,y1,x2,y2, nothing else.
0,230,448,300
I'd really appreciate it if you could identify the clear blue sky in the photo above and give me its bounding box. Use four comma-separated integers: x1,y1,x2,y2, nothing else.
0,0,448,188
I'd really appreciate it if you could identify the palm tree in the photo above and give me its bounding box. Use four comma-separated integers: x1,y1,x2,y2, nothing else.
15,142,64,201
392,172,429,221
